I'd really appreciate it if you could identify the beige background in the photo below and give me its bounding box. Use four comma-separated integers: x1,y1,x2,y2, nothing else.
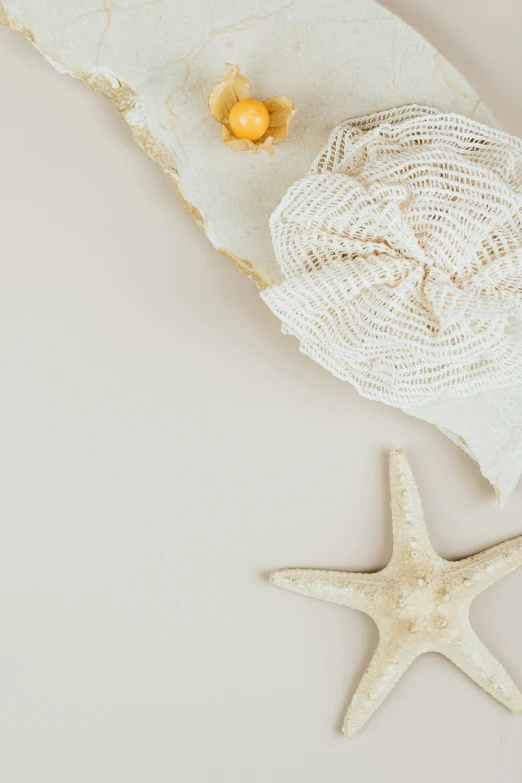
1,1,522,780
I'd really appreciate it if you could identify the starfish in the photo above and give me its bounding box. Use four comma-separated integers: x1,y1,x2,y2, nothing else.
270,449,522,737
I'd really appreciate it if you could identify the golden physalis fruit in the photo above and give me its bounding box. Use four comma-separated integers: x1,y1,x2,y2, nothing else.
208,64,296,155
229,98,270,141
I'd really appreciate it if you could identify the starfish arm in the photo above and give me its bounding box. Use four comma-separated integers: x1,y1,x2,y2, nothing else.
438,621,522,714
388,450,443,569
448,535,522,600
269,568,384,613
343,632,420,737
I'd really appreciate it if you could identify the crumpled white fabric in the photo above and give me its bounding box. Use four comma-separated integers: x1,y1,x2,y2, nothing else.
262,105,522,408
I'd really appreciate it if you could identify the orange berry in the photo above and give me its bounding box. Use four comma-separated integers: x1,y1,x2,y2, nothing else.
229,98,270,141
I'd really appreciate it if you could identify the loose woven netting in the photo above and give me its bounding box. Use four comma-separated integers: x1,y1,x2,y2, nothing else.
262,105,522,408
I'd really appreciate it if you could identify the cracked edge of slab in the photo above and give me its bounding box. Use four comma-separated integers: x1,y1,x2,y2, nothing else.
0,3,275,291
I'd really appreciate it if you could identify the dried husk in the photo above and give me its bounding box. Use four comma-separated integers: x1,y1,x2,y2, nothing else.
208,63,251,123
209,64,296,154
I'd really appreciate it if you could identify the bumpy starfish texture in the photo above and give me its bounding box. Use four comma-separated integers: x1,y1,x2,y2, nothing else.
270,450,522,737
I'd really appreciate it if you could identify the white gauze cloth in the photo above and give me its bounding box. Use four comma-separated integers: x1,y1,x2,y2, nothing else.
262,105,522,408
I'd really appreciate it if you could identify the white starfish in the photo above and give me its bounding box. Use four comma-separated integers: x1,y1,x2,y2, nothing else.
270,449,522,737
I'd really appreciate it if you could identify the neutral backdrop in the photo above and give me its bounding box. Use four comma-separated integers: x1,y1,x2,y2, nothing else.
1,2,522,781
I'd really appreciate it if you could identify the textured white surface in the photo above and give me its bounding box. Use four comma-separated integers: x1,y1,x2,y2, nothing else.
263,104,522,503
264,106,522,408
1,0,493,284
271,450,522,736
406,385,522,506
2,0,519,498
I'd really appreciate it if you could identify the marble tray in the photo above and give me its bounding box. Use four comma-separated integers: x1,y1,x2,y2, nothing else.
2,0,522,503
